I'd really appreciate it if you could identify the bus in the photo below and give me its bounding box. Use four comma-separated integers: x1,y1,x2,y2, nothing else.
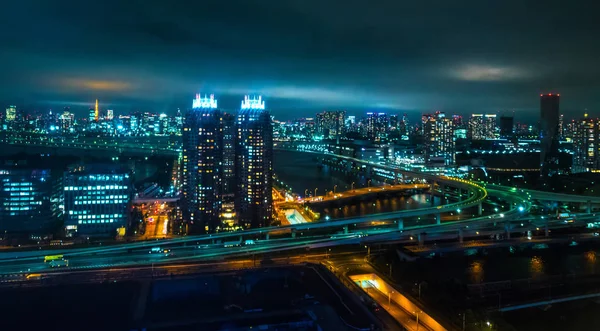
44,255,64,263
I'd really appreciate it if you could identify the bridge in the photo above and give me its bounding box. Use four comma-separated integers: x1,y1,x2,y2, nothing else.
0,139,598,280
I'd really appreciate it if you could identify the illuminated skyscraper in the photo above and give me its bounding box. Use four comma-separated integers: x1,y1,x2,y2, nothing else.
235,96,273,229
572,114,598,172
94,99,99,122
365,112,389,141
182,94,223,234
559,114,564,139
469,114,497,140
222,112,236,195
5,105,16,122
422,112,455,166
315,110,345,139
106,109,114,120
60,109,75,133
540,93,560,176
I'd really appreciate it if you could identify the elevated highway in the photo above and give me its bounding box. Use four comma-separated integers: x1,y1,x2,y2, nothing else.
3,140,597,279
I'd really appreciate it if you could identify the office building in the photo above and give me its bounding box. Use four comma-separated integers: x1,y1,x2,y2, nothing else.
540,93,560,176
5,105,16,122
469,114,498,140
315,110,345,139
422,112,455,166
235,96,273,229
63,165,132,237
182,94,223,234
499,116,514,138
0,164,62,234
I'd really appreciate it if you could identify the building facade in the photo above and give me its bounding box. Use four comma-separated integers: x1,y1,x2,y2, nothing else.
235,96,273,229
572,115,598,172
0,165,62,234
5,105,16,122
181,94,223,234
222,112,236,195
365,112,389,141
63,165,132,237
469,114,498,140
422,112,455,166
315,110,345,139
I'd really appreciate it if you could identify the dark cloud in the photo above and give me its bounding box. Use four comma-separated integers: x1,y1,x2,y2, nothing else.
1,0,600,119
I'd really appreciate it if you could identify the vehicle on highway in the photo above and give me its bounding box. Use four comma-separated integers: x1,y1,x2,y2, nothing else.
149,246,162,253
44,254,64,263
49,259,69,268
224,240,243,248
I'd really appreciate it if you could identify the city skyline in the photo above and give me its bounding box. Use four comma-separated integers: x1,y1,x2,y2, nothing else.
3,91,594,125
2,1,600,119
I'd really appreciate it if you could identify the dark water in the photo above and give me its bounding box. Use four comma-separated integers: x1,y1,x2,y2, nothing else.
313,194,439,219
274,150,349,196
398,244,600,285
273,150,435,218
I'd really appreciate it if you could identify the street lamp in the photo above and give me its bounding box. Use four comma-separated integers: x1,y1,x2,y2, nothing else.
351,182,355,191
304,189,309,198
314,188,318,199
334,185,337,194
414,311,421,331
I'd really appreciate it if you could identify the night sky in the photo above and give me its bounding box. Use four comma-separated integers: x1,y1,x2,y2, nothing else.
2,0,599,120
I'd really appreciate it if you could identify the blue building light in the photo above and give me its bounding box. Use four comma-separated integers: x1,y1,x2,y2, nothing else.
192,94,218,109
240,95,265,110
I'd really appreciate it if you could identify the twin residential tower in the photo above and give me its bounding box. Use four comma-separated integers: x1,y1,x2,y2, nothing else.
181,94,273,234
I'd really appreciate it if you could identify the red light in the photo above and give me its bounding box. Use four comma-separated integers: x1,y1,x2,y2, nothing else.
548,93,552,96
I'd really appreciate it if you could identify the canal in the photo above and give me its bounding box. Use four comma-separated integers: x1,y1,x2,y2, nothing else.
274,150,439,219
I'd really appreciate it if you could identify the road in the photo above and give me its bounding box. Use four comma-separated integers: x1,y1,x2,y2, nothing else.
0,186,530,275
324,252,436,331
368,288,431,331
305,183,430,203
136,201,173,240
